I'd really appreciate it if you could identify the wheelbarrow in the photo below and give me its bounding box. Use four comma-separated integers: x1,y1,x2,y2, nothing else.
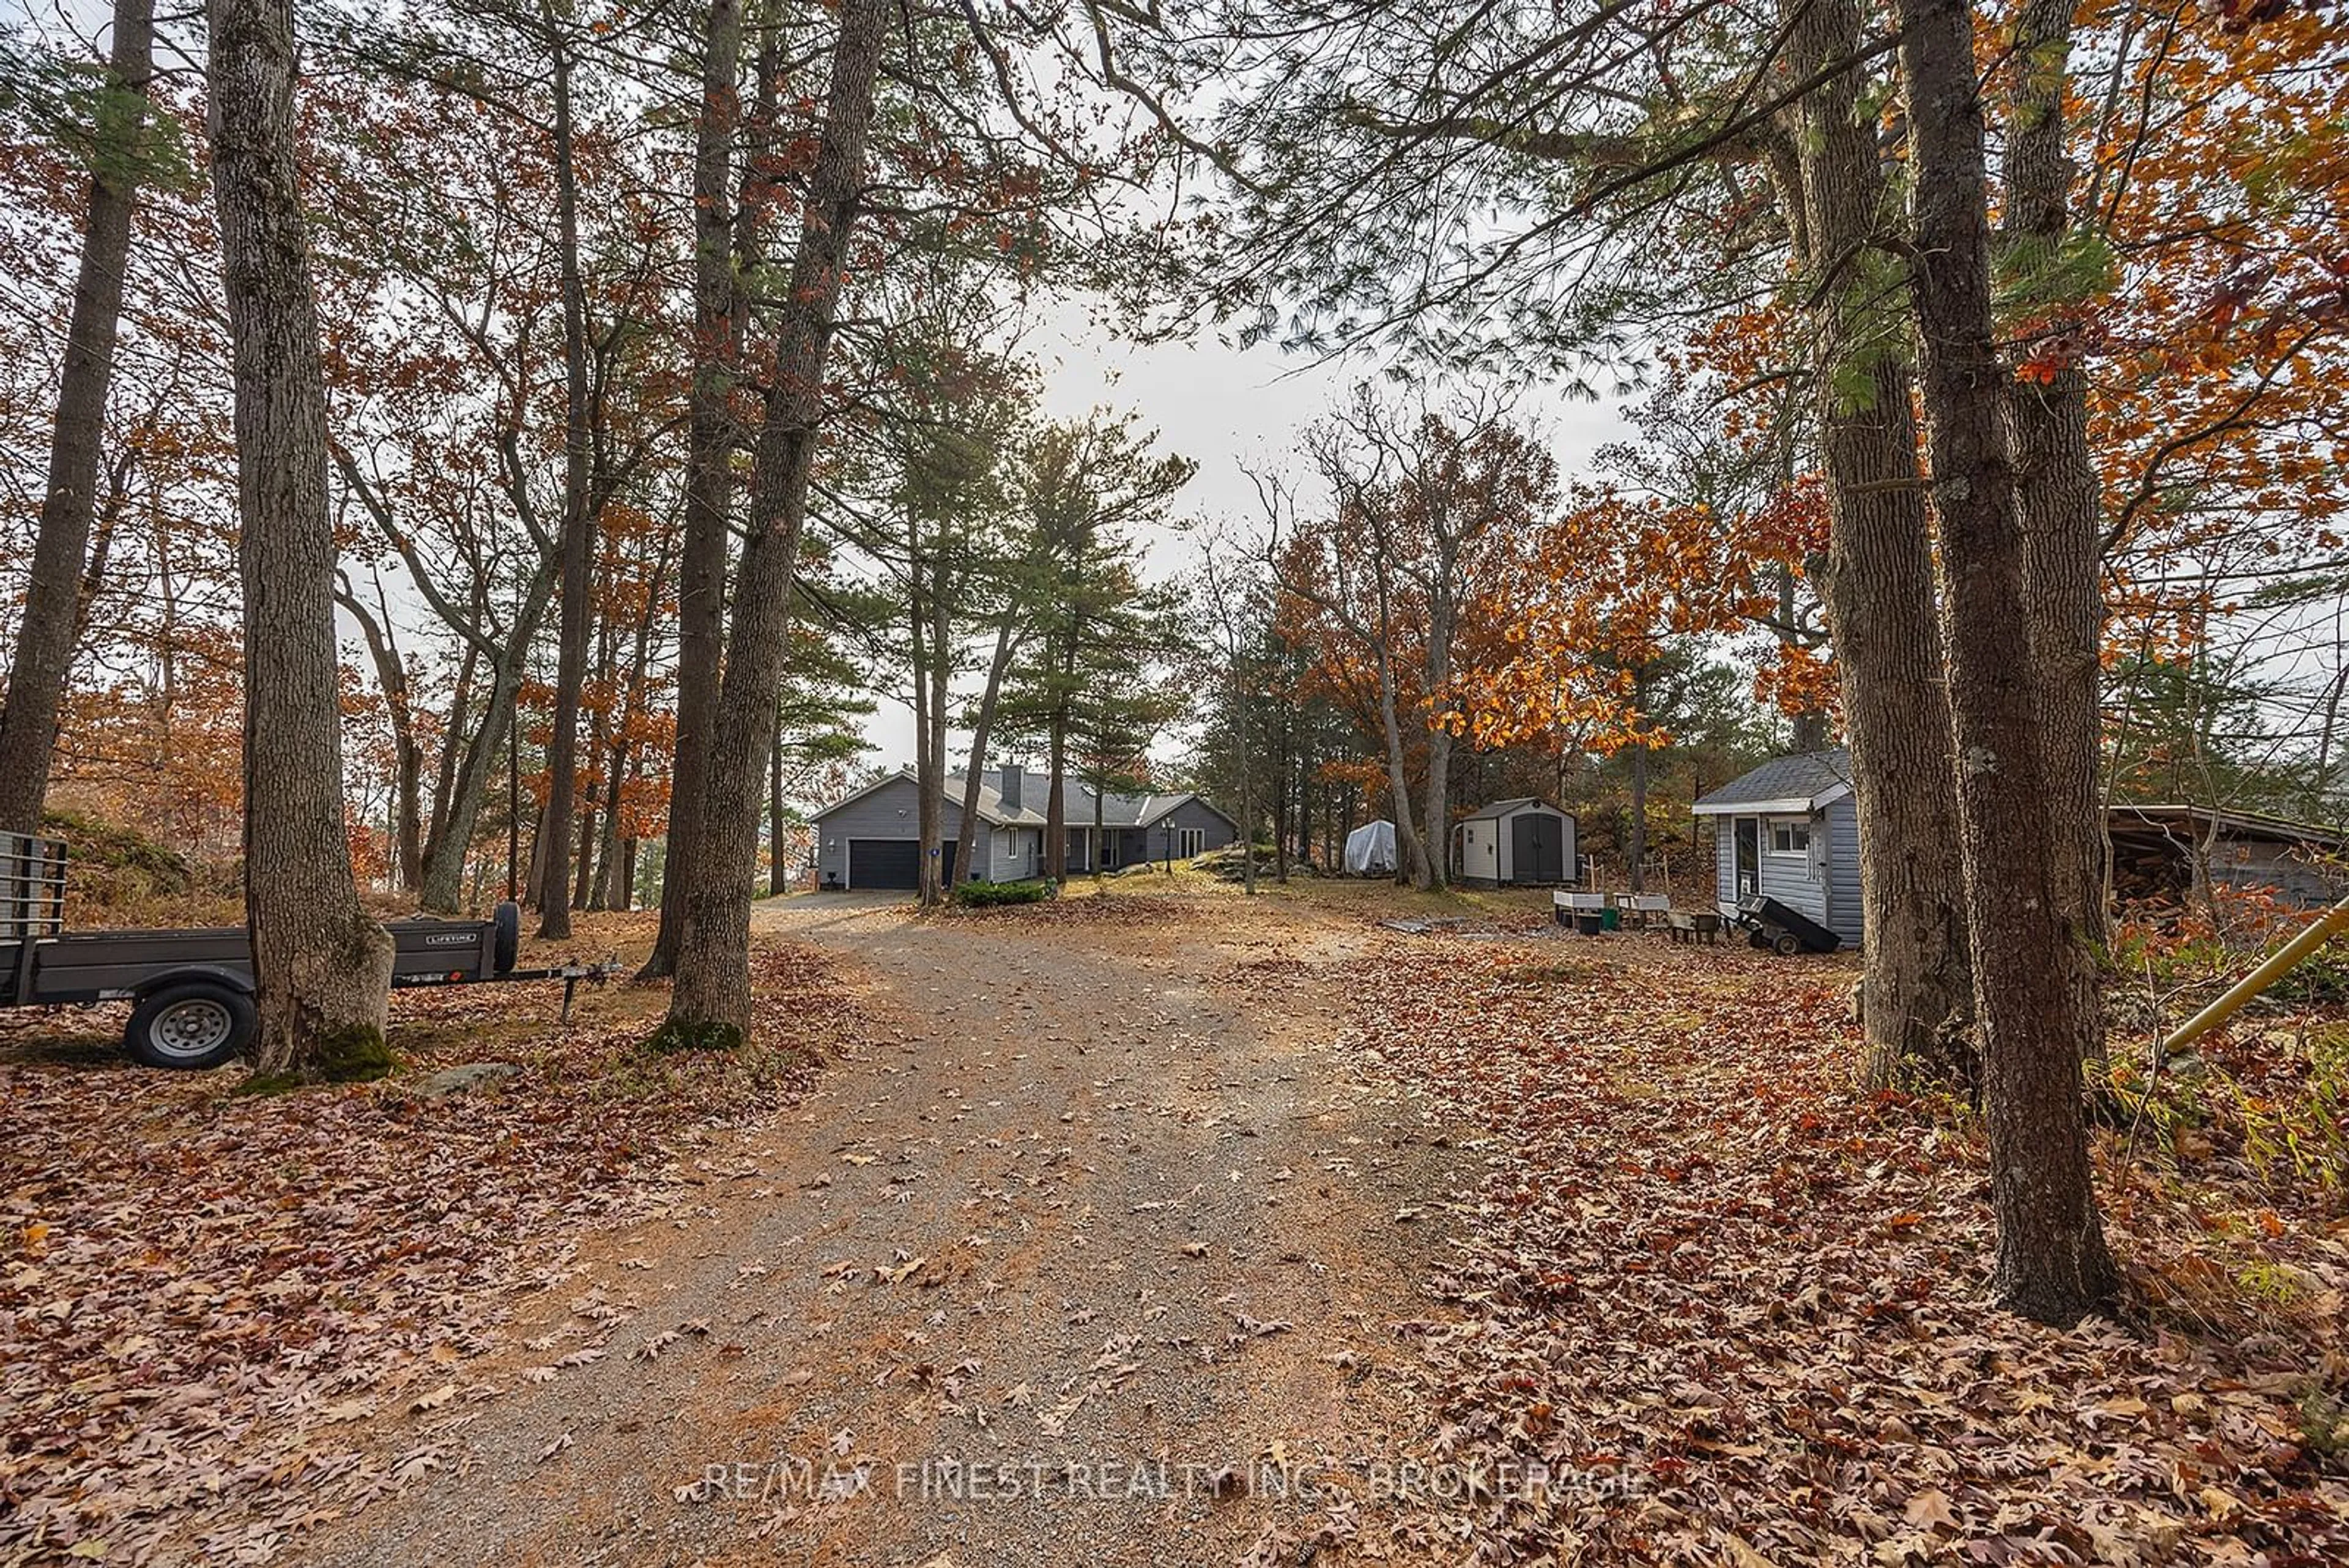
1731,894,1842,956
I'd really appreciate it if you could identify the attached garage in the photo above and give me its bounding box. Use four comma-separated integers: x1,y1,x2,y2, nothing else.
812,766,1237,890
1453,798,1578,886
847,838,952,891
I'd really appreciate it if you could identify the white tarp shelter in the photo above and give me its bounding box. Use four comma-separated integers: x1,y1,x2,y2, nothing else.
1344,819,1398,876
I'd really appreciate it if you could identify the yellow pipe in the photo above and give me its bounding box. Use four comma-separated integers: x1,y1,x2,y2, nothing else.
2159,891,2349,1057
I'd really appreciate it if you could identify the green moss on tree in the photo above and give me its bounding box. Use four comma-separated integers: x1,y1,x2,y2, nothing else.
645,1018,745,1055
232,1023,393,1093
314,1024,393,1082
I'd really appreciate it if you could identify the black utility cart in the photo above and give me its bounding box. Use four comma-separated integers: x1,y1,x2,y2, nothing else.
1730,893,1842,956
2,830,609,1068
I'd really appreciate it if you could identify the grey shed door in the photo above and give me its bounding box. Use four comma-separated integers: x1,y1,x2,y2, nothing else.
848,839,955,890
1511,814,1564,882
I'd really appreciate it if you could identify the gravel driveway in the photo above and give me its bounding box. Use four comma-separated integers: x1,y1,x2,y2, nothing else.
303,891,1461,1567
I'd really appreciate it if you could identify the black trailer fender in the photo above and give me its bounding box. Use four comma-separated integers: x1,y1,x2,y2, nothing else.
130,963,255,1000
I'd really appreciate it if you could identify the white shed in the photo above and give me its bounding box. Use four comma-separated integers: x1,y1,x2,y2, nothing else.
1454,799,1577,886
1691,748,1861,946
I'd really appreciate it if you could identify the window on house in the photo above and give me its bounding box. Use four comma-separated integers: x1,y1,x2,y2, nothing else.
1178,828,1205,858
1769,820,1811,855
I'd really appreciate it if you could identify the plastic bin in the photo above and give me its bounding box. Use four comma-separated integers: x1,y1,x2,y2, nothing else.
1600,907,1620,931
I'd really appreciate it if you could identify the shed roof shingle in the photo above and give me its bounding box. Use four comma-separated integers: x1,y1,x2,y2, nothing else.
1692,749,1854,812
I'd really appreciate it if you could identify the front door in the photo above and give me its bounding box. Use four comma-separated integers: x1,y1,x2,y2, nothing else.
1733,817,1759,899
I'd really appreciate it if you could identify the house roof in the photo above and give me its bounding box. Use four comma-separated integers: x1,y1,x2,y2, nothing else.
1457,797,1567,820
1691,749,1855,816
2106,802,2347,851
811,768,1235,834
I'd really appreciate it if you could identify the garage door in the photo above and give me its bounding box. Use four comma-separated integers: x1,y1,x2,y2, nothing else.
848,839,954,890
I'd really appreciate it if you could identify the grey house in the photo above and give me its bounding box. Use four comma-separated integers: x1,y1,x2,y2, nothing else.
810,765,1241,890
1691,749,1863,947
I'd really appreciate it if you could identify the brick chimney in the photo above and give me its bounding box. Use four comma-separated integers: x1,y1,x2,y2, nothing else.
998,762,1023,812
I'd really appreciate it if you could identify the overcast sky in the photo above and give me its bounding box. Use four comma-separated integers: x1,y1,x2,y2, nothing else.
860,309,1631,771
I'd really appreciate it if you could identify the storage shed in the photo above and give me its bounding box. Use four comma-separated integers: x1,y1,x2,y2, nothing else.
1453,798,1577,886
1691,749,1863,948
2107,803,2348,909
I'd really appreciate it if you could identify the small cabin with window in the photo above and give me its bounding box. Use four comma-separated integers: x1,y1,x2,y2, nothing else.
1691,749,1863,948
1453,798,1578,886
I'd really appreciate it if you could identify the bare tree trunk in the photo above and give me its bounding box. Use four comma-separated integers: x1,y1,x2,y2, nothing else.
1421,723,1452,888
524,798,548,907
767,724,786,897
595,750,628,908
593,584,654,911
207,0,393,1076
1785,0,1973,1085
1045,634,1075,879
1089,778,1106,875
1419,577,1457,889
425,641,477,857
535,35,594,940
1894,0,2118,1326
910,589,939,904
1372,652,1430,888
336,578,424,891
662,0,887,1043
644,0,744,978
921,574,952,904
0,0,155,833
417,565,555,912
1272,699,1291,885
1627,732,1649,894
1235,680,1257,896
574,609,615,909
953,618,1021,891
2002,0,2109,1060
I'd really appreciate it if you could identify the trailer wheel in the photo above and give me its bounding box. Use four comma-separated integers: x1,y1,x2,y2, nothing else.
126,981,254,1069
492,900,521,975
1772,931,1802,957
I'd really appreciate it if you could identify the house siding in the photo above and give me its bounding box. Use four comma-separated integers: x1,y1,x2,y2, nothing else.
815,778,951,888
1457,820,1501,882
1709,810,1853,940
816,779,1239,884
1824,797,1863,945
1757,814,1828,927
985,825,1043,883
1150,798,1241,860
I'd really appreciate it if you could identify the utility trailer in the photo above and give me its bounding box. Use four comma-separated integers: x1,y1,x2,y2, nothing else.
2,830,610,1069
1728,893,1842,957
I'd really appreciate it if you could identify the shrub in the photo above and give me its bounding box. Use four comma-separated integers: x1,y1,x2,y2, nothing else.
951,878,1056,908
